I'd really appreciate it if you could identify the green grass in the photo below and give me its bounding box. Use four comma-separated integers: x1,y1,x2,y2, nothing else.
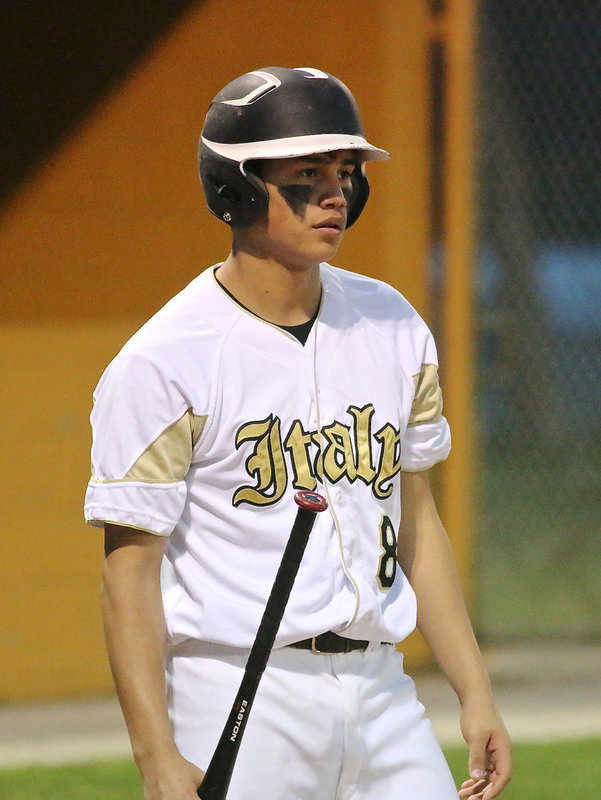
446,738,601,799
0,759,140,800
1,739,600,799
473,444,601,640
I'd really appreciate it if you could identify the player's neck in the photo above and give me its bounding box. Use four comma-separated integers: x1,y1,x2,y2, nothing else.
217,252,322,326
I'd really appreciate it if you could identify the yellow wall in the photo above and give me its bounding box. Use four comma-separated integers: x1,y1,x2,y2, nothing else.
0,0,472,700
0,322,139,699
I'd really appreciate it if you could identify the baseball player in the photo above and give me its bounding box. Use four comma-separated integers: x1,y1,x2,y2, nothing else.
85,67,511,800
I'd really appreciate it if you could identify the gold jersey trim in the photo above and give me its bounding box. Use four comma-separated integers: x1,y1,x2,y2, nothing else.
100,520,169,537
408,364,443,426
92,410,206,483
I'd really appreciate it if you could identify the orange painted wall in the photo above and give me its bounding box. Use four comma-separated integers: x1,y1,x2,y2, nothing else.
0,0,469,700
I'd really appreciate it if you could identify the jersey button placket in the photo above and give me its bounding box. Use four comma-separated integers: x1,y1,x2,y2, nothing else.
333,491,354,567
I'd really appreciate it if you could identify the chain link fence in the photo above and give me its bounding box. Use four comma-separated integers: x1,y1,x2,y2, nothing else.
474,0,601,640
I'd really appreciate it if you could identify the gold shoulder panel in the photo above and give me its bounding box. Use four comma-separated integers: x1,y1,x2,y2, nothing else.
123,410,207,482
408,364,443,427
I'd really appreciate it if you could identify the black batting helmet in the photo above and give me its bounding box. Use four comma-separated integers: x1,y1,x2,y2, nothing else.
199,67,389,228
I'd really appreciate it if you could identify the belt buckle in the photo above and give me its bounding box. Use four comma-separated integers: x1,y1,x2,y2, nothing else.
310,635,338,655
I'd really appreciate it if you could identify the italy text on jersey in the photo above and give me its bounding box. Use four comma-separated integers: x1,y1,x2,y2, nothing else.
233,403,400,507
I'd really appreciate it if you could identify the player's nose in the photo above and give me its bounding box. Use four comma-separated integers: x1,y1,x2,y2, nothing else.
320,180,348,209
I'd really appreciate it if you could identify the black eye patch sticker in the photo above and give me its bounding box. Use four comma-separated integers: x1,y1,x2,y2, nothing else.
277,184,313,217
277,181,356,218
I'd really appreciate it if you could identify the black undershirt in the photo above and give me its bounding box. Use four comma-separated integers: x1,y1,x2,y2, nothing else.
214,272,319,346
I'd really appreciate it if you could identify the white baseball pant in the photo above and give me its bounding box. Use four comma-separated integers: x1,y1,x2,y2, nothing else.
167,640,458,800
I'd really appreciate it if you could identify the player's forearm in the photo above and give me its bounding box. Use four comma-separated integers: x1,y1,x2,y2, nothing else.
397,470,494,706
102,534,177,766
411,536,493,705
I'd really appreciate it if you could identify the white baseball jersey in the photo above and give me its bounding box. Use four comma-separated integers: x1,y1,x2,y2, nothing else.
85,263,451,648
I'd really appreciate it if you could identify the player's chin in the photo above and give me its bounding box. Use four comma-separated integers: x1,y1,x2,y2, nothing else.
312,225,346,249
282,232,344,268
312,230,345,258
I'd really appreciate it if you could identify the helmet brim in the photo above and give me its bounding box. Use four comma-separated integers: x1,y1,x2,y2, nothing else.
201,133,390,164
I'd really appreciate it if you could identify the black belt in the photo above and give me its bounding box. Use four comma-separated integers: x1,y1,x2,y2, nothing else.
288,631,371,654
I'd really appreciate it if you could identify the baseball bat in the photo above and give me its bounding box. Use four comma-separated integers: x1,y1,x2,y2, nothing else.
197,489,328,800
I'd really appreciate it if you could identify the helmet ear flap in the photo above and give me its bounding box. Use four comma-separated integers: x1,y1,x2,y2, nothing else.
345,164,370,229
199,147,268,227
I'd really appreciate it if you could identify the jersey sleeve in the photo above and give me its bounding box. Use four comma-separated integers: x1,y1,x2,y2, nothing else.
84,350,201,536
400,328,451,472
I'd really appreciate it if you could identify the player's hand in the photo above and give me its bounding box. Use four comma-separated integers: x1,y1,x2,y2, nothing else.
140,750,205,800
458,700,512,799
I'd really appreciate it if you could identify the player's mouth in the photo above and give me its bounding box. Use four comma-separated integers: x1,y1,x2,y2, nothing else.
313,216,345,236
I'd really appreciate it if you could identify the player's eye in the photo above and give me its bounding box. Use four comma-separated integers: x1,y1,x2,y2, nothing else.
301,167,318,179
339,168,354,181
